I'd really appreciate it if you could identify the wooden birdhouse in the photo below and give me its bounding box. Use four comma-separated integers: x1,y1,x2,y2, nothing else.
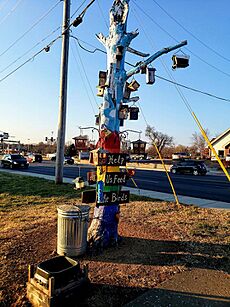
129,107,139,120
172,54,189,69
98,71,107,87
128,79,140,92
119,105,129,120
146,67,156,84
123,82,131,99
116,46,124,60
140,65,147,74
97,86,104,97
132,139,146,155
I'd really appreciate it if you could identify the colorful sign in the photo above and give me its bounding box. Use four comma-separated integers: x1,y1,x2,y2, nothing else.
97,190,130,206
104,172,128,186
98,153,127,166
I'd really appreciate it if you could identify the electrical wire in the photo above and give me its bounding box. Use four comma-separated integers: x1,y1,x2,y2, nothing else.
71,0,88,18
132,0,230,78
96,0,109,29
0,0,61,58
0,26,61,74
70,42,96,114
151,0,230,63
72,39,99,108
0,0,23,26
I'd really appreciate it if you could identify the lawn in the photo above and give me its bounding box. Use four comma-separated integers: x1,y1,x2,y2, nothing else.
0,172,229,306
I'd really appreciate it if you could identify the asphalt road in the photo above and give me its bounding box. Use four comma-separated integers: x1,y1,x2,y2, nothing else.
15,161,230,203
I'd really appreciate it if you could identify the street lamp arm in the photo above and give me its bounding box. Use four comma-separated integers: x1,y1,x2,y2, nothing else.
126,40,187,79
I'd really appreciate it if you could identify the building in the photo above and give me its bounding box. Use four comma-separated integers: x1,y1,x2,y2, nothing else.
210,128,230,160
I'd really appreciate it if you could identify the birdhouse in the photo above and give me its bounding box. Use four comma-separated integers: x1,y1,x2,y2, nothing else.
129,107,139,120
119,105,129,120
132,139,146,155
140,65,147,74
97,86,104,97
98,71,107,87
95,115,99,126
146,67,156,84
123,82,131,99
120,119,124,127
172,54,189,69
128,79,140,92
116,46,124,60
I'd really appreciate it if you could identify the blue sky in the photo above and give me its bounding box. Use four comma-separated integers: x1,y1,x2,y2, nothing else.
0,0,229,146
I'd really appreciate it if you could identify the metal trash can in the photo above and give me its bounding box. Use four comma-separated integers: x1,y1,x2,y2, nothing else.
57,204,90,257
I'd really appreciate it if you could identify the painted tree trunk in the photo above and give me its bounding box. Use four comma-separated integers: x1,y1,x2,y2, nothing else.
87,0,136,247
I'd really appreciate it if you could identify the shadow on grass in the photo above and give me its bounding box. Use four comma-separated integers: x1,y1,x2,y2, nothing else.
84,237,230,274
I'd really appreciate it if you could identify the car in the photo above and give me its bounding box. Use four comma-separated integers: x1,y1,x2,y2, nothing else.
170,160,207,176
226,154,230,162
172,152,191,160
26,153,42,163
64,156,74,165
1,154,29,169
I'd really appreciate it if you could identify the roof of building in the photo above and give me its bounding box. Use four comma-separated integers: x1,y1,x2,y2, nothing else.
210,127,230,146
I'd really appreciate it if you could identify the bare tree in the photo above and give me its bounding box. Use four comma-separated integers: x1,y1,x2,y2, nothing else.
191,129,210,158
145,125,174,155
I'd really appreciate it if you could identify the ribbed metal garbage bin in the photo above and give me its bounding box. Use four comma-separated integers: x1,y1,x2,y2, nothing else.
57,204,90,257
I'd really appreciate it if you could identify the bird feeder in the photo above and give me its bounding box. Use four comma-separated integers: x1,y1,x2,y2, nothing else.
172,53,189,69
140,65,147,74
119,105,129,120
123,82,131,99
98,71,107,87
97,86,104,97
116,46,124,60
129,107,139,120
146,67,156,84
128,79,140,92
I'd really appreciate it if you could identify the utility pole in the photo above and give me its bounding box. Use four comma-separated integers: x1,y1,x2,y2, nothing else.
87,0,187,247
55,0,70,184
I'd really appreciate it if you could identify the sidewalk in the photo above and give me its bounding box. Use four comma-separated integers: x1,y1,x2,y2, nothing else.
125,268,230,306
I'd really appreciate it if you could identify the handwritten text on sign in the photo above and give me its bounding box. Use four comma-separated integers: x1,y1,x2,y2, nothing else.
97,191,130,205
105,172,128,186
98,153,127,166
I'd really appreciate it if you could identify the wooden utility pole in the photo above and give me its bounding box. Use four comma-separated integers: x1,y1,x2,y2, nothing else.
55,0,70,184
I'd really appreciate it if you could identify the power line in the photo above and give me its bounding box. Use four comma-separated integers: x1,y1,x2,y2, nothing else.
70,42,96,115
0,0,61,58
0,0,23,26
0,26,61,74
132,0,230,78
151,0,230,63
71,0,88,18
96,0,109,29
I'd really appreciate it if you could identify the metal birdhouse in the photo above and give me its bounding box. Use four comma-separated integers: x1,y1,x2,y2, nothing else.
98,71,107,87
140,65,147,74
129,107,139,120
119,105,129,120
97,86,104,97
146,67,156,85
128,79,140,92
132,139,146,155
172,53,189,69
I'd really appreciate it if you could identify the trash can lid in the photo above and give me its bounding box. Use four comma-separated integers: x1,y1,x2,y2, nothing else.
57,204,90,214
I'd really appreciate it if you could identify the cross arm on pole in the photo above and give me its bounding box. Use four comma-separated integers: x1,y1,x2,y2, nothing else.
126,40,187,79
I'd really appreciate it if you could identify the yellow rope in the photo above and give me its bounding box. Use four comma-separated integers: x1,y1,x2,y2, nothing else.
192,112,230,182
153,143,180,207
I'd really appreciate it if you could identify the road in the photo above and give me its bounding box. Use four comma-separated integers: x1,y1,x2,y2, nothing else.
15,161,230,203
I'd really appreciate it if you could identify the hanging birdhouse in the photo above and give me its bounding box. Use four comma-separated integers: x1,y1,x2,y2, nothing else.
129,107,139,120
146,67,156,84
172,54,189,69
132,139,147,155
119,105,129,120
95,115,100,126
123,82,131,99
128,79,140,92
98,71,107,87
140,65,147,74
97,86,104,97
120,119,124,127
116,46,124,60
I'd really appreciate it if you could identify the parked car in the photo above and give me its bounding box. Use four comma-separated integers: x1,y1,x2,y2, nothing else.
170,160,207,176
26,153,42,163
1,154,29,169
172,152,191,160
64,156,74,165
